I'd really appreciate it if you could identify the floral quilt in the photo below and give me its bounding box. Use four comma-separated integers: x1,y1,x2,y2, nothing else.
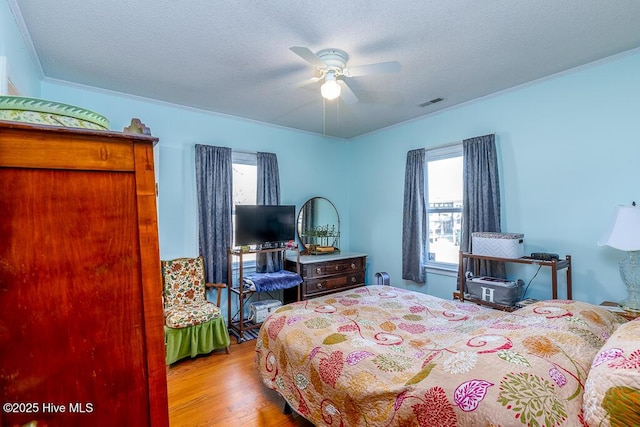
583,318,640,427
255,285,624,426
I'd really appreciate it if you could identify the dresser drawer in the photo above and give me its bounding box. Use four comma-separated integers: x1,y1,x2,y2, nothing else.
303,271,365,296
304,257,365,278
284,253,367,302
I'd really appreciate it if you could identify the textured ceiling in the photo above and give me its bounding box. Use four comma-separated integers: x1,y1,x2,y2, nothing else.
10,0,640,139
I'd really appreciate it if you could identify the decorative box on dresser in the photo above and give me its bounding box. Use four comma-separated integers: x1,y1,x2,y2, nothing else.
285,252,367,301
0,121,169,426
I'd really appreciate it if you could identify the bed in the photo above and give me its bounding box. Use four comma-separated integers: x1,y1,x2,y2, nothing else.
255,285,639,426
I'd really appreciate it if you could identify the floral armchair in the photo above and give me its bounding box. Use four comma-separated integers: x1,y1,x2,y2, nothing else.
161,256,230,364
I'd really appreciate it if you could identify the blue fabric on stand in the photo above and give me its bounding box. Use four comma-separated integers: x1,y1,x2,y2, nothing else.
243,270,302,292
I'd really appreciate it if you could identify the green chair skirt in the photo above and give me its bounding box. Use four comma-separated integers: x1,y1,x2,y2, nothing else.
164,317,230,365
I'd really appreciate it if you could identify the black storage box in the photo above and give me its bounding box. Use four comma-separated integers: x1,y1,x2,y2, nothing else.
465,276,524,307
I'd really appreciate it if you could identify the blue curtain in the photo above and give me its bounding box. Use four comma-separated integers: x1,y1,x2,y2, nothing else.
195,145,232,285
461,134,505,278
402,148,427,283
256,152,283,272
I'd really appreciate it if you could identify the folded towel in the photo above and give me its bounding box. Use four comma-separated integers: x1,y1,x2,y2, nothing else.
242,270,302,292
243,278,256,291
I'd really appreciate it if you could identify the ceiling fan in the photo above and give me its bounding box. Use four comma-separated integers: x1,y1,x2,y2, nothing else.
289,46,401,104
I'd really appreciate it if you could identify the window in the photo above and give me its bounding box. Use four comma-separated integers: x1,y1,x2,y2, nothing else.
232,152,257,261
232,152,257,208
425,143,463,270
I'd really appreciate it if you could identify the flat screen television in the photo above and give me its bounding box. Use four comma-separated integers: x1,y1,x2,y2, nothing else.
234,205,296,246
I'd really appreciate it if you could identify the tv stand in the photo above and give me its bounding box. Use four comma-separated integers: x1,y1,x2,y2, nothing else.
257,242,286,250
457,251,572,311
227,246,300,342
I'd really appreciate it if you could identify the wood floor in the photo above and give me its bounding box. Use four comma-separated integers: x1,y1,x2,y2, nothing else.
167,339,314,427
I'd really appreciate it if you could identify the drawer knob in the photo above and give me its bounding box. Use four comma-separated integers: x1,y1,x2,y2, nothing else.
335,266,339,271
316,267,321,274
351,277,356,283
351,263,356,269
317,283,324,289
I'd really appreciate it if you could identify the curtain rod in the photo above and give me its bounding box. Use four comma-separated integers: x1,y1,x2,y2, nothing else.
426,133,495,150
428,140,462,150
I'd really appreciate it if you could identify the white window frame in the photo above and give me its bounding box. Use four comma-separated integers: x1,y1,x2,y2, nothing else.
424,143,463,275
231,151,257,217
231,151,257,270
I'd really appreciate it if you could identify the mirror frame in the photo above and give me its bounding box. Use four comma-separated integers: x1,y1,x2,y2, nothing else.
297,197,340,255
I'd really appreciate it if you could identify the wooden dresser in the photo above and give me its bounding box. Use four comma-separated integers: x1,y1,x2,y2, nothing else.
0,121,168,426
285,252,367,300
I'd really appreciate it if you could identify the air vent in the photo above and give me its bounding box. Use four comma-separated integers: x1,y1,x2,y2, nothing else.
418,97,444,108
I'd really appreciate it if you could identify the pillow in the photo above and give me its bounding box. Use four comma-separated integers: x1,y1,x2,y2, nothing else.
583,318,640,427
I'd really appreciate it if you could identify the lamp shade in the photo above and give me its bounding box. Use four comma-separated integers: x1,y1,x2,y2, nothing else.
598,205,640,251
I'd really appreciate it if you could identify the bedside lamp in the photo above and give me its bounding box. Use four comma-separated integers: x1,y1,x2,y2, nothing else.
598,204,640,311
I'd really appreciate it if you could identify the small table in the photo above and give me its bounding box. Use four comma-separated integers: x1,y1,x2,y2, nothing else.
600,301,640,321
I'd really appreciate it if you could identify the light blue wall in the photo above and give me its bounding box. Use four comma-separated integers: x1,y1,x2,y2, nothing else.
0,0,40,96
349,49,640,305
41,81,352,260
38,82,353,316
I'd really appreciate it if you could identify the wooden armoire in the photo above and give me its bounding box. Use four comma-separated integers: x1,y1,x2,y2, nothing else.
0,120,169,426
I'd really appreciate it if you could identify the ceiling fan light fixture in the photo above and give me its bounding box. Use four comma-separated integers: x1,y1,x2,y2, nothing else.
321,72,341,100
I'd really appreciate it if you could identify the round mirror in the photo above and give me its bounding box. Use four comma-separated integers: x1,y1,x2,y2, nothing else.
297,197,340,254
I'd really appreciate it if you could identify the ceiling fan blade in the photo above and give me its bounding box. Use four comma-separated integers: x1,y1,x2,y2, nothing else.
338,80,359,104
272,75,321,95
343,61,401,77
292,76,322,89
289,46,326,69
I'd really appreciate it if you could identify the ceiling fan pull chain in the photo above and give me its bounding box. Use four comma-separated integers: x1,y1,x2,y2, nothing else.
336,100,339,134
323,97,326,136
